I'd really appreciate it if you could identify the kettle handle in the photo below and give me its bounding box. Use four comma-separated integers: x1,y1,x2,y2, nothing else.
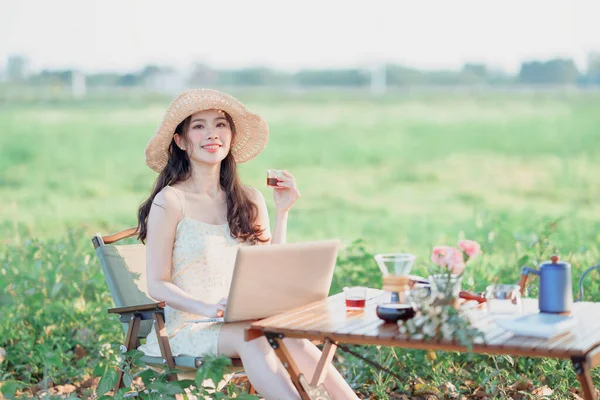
519,266,540,296
576,263,600,302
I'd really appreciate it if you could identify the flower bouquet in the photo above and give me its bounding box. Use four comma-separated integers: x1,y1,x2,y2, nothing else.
399,239,484,348
429,240,481,305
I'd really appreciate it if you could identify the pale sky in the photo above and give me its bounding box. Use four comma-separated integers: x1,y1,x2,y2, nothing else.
1,0,599,74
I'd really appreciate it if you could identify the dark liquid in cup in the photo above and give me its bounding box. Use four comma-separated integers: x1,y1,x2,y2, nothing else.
267,177,281,187
345,298,366,308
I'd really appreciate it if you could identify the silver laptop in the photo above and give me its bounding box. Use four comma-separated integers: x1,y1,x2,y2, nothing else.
188,240,340,323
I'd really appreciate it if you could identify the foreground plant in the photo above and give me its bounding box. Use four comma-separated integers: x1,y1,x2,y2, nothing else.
96,348,259,400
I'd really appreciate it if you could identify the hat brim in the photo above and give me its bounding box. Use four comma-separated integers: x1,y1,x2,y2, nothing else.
145,89,269,173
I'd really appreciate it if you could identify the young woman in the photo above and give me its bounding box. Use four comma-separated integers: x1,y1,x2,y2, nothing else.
137,89,358,399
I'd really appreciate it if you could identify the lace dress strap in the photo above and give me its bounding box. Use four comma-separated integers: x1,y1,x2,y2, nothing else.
167,186,186,216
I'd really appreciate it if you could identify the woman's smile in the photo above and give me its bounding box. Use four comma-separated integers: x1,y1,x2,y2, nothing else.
201,144,222,153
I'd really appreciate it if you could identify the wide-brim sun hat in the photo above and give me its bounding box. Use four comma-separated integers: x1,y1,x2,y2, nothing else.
145,88,269,173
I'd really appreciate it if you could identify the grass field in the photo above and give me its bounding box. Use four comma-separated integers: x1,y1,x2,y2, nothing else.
2,89,600,398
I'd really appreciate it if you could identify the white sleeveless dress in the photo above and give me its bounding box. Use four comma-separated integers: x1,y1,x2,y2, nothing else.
139,187,247,357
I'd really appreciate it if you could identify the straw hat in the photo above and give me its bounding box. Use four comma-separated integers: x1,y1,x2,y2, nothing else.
145,88,269,172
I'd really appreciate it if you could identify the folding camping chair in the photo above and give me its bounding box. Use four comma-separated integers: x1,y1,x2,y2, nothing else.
91,227,255,394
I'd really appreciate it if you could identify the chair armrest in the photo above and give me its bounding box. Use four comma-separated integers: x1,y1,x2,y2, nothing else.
108,302,166,314
108,302,166,323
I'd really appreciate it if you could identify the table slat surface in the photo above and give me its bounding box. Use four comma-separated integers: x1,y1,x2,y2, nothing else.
250,293,600,359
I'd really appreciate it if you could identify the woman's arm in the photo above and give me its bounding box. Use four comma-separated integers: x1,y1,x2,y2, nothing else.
271,210,289,245
247,187,274,244
248,169,300,245
253,189,289,245
145,188,223,317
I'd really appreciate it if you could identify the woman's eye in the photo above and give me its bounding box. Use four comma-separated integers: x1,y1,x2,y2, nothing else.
217,122,227,127
193,125,203,129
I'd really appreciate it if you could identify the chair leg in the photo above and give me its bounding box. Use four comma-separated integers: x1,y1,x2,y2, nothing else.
115,315,141,393
152,313,178,382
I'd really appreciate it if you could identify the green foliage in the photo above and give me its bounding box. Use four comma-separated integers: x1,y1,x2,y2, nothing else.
94,350,259,399
0,229,121,387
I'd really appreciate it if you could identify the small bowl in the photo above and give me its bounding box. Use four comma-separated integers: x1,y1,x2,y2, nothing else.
376,303,416,323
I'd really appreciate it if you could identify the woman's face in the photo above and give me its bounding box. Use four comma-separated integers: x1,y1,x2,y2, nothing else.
175,109,233,165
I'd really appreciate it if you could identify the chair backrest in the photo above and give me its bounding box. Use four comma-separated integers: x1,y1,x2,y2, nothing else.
92,228,153,337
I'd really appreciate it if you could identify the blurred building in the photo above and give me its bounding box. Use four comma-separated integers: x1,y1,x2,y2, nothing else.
6,54,29,82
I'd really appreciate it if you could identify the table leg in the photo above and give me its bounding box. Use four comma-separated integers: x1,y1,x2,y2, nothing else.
590,347,600,370
572,356,598,400
265,332,332,400
311,339,338,387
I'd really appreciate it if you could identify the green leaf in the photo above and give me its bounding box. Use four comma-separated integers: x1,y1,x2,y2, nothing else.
171,379,195,390
94,363,107,377
0,380,26,400
50,281,63,297
503,354,515,366
97,368,118,396
236,394,261,400
195,354,232,388
135,368,159,387
123,348,144,358
133,357,148,368
123,371,133,388
117,387,132,398
46,354,62,367
149,381,167,393
163,382,184,395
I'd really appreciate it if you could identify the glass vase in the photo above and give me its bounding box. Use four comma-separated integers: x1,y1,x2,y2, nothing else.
429,273,462,309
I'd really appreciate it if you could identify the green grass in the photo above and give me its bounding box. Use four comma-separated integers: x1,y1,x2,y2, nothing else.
2,89,600,398
2,91,600,249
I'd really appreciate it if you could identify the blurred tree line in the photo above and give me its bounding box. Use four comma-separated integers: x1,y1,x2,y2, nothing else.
4,53,600,89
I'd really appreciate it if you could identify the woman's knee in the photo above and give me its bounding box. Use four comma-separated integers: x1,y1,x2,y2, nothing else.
219,322,279,357
218,322,252,357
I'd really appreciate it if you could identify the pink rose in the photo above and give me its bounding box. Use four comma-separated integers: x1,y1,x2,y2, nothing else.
458,240,481,259
431,246,452,267
431,246,465,274
449,260,466,275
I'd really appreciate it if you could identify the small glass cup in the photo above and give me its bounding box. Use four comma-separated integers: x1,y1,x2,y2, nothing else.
344,286,367,311
267,169,284,187
486,284,523,315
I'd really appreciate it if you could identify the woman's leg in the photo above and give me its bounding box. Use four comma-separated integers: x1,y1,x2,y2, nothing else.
282,338,359,400
218,322,358,400
218,322,301,400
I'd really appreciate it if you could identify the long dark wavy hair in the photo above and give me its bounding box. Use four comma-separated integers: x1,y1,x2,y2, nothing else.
137,113,266,244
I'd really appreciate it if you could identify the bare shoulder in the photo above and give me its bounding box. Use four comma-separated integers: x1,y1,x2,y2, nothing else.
152,186,183,217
